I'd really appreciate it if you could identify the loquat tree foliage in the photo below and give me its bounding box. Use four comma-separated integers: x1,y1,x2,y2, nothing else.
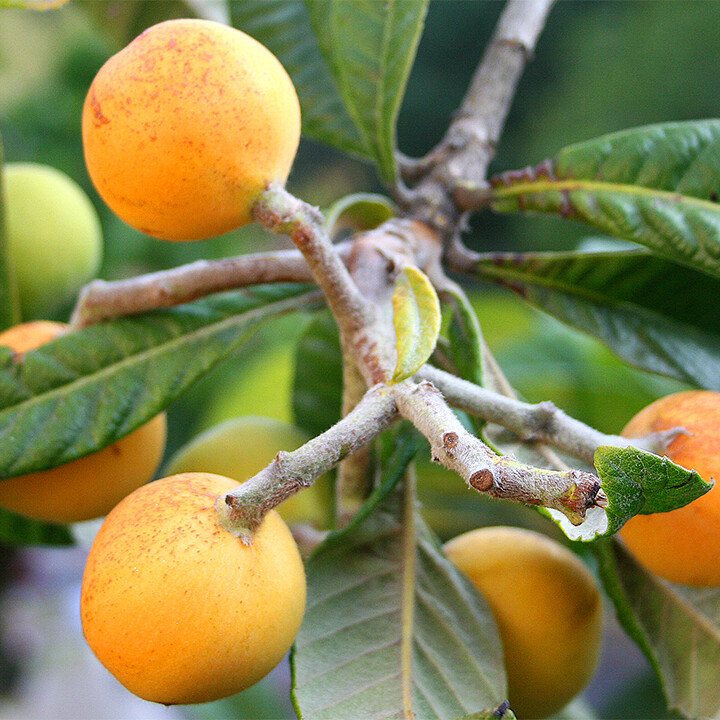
1,1,720,719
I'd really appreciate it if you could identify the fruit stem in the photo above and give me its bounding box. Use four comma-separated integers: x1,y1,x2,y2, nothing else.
218,385,398,542
253,184,383,383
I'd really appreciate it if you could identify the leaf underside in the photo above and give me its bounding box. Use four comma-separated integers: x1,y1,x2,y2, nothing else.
292,430,507,720
596,539,720,720
490,120,720,279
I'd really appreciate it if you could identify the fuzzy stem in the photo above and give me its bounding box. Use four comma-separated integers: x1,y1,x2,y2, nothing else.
417,364,684,463
392,379,606,525
68,249,319,328
400,0,556,232
335,340,375,527
219,385,398,542
252,185,376,358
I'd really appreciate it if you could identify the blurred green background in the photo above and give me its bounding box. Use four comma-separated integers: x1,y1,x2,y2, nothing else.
0,1,712,718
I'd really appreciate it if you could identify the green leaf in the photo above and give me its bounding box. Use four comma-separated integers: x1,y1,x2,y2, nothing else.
230,1,366,160
392,266,441,383
545,445,711,543
0,506,72,546
595,539,720,720
305,0,428,182
473,249,720,389
292,437,507,720
292,310,343,438
0,284,321,477
489,120,720,278
325,192,398,235
595,445,711,536
441,284,484,390
0,134,20,332
230,0,428,179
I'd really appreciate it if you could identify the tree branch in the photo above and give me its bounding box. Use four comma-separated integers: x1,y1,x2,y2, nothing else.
392,379,606,526
69,247,323,327
252,184,389,386
417,364,685,464
399,0,556,234
219,384,398,541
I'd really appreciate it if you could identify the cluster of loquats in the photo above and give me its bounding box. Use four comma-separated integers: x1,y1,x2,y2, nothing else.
78,17,305,706
5,11,720,716
2,17,307,706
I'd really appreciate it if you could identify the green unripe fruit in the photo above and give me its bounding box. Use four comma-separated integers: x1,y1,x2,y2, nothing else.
3,163,103,319
164,416,331,527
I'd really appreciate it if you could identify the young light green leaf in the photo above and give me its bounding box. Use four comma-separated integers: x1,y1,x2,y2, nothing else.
324,193,398,236
0,506,72,546
473,249,720,390
292,433,507,720
0,133,20,332
0,284,321,477
594,445,711,536
595,539,720,720
292,310,343,438
231,1,427,178
488,121,720,278
391,266,441,383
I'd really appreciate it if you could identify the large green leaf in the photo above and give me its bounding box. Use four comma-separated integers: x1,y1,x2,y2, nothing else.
0,284,320,477
596,539,720,720
230,0,428,180
0,134,20,332
305,0,428,181
473,249,720,389
292,429,508,720
292,309,343,438
489,121,720,278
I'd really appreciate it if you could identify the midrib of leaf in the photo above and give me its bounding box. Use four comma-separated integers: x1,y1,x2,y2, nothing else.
399,473,417,720
1,290,317,418
377,1,395,171
493,178,720,214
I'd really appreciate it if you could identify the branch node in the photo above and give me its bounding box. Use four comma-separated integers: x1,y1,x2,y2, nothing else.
469,469,494,492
